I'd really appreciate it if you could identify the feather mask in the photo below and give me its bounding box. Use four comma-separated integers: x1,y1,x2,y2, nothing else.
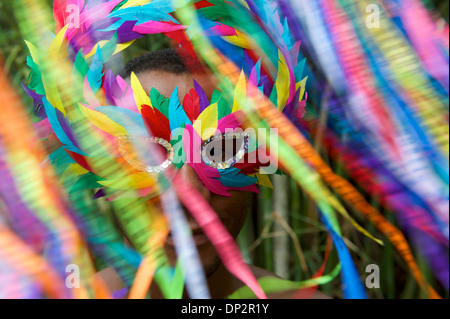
24,0,307,200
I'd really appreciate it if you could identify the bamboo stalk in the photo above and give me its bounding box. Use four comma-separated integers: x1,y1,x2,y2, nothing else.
273,174,290,279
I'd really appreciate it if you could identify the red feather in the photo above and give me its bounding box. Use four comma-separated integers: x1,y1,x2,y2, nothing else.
53,0,67,32
65,149,93,172
233,149,273,175
183,88,201,123
194,0,214,9
141,104,171,142
163,28,196,59
244,49,273,86
53,0,85,33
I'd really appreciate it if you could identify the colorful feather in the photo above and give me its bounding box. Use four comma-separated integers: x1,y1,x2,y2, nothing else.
232,70,247,113
86,48,104,94
168,87,192,132
42,98,84,155
194,103,218,140
78,103,128,137
183,88,201,123
141,104,172,142
218,167,258,188
130,72,151,113
132,21,187,34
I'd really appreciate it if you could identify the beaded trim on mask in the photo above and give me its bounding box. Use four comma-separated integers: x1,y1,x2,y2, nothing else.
117,136,175,173
201,132,250,169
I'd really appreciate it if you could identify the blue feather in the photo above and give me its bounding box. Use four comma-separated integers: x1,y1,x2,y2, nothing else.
87,48,104,94
104,0,177,31
217,168,258,188
295,58,306,80
43,98,85,155
282,18,293,49
168,87,191,131
319,209,368,299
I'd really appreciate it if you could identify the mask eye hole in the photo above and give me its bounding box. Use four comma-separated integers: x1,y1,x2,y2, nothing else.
202,132,249,169
118,136,174,173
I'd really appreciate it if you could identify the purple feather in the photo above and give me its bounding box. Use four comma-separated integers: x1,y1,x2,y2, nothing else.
104,70,121,105
243,50,256,75
55,108,81,150
282,88,301,118
194,80,209,113
69,18,141,55
93,188,107,199
0,142,48,250
259,74,274,98
21,83,46,119
116,20,141,43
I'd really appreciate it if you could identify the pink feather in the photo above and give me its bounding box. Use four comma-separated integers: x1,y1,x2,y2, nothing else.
289,41,301,68
113,85,139,113
133,21,187,34
247,65,258,99
207,23,236,36
190,163,231,197
83,77,102,107
116,75,128,92
66,0,122,41
217,112,243,132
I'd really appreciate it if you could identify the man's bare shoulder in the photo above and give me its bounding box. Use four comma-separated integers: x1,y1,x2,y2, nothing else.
96,267,125,294
248,264,332,300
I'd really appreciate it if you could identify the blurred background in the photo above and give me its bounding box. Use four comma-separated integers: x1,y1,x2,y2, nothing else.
0,0,448,299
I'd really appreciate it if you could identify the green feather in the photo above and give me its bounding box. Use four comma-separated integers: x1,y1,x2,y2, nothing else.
211,89,231,119
72,51,89,104
150,87,170,118
26,56,45,95
101,32,118,62
70,173,102,194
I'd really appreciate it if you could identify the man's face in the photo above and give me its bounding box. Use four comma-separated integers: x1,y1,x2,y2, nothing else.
136,70,250,277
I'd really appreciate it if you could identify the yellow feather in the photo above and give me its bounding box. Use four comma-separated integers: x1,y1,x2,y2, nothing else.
232,71,247,113
121,0,153,9
296,76,308,101
113,41,135,56
48,25,69,61
84,40,135,59
84,42,102,60
237,0,250,10
60,164,89,182
98,172,157,190
45,84,66,115
276,50,290,110
79,103,128,136
130,72,151,113
256,173,273,188
222,30,253,49
41,27,71,115
194,103,219,140
26,29,69,115
25,41,41,65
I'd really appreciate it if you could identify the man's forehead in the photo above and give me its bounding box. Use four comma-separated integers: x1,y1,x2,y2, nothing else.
134,70,216,101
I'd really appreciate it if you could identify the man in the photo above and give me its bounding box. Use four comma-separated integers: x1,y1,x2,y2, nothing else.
100,48,328,299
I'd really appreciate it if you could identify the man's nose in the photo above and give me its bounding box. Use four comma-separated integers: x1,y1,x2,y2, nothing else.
176,164,212,203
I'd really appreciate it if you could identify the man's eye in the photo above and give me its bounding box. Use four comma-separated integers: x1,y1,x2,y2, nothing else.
118,136,174,173
202,132,249,169
209,138,241,158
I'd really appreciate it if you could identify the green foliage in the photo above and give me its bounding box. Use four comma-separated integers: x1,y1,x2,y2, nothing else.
0,0,169,104
0,1,34,98
0,0,448,299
